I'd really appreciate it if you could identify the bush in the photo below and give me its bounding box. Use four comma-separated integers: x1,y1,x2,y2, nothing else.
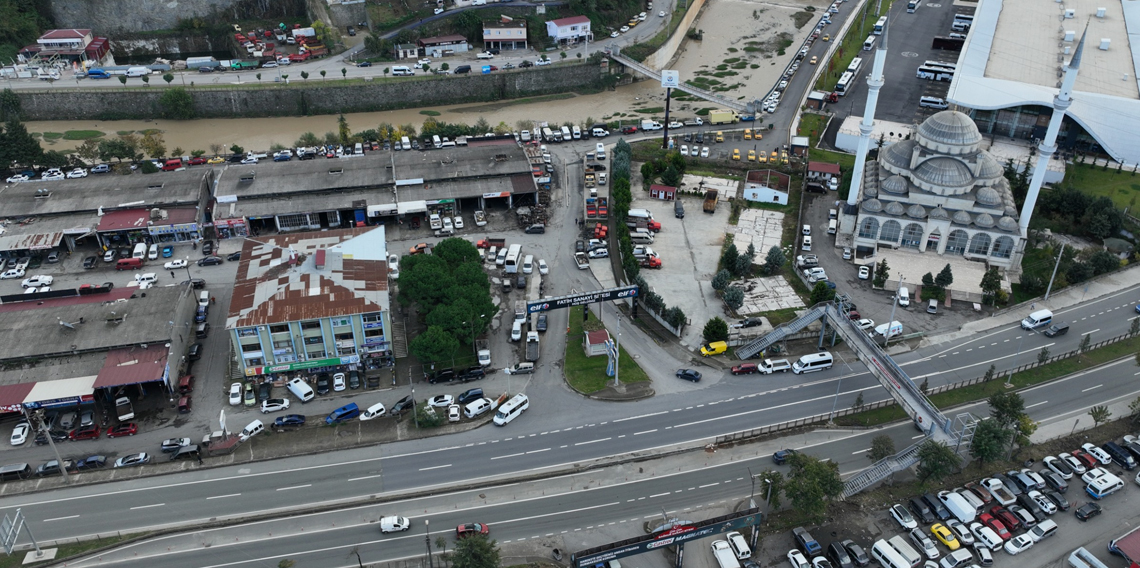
723,287,744,311
702,317,729,342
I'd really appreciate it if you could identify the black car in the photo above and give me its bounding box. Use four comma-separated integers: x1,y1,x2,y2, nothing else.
839,540,869,567
76,455,106,470
198,66,215,73
347,25,356,36
923,492,951,521
524,224,545,234
1075,502,1102,521
516,274,526,289
458,388,484,406
1043,322,1069,337
519,60,533,68
36,460,75,477
994,473,1023,495
1046,490,1069,511
34,430,69,445
274,415,306,427
536,314,548,332
1039,469,1068,492
316,374,331,394
772,448,797,465
827,541,854,568
197,256,223,266
391,395,414,414
348,370,361,389
226,251,242,261
909,497,936,524
459,366,485,382
575,240,585,253
82,256,98,269
202,241,214,255
739,318,764,328
356,61,373,67
675,369,701,382
258,382,272,402
428,369,457,384
182,278,206,289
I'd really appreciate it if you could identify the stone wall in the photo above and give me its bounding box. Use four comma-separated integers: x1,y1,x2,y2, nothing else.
16,63,608,121
112,35,231,59
49,0,308,35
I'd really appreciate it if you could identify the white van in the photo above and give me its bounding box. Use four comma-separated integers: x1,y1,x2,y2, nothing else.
592,127,609,138
827,219,837,234
631,233,655,245
493,393,529,425
198,290,210,308
802,236,812,251
596,142,606,159
391,65,414,76
628,208,654,220
875,321,903,339
126,66,150,77
401,136,412,151
1028,519,1058,542
726,531,751,560
148,244,159,260
863,35,876,50
886,535,921,568
941,549,974,568
496,248,508,265
522,254,534,274
792,352,833,374
432,135,442,148
973,524,1002,551
1021,309,1053,330
896,286,910,307
919,96,949,110
870,539,911,568
132,243,148,259
286,377,316,402
1086,471,1124,498
238,419,265,442
938,490,976,523
572,125,582,139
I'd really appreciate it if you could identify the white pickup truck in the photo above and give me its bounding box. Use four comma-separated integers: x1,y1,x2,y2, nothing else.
246,151,268,160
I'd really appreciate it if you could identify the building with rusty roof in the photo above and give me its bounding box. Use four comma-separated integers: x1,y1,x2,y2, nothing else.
226,227,393,379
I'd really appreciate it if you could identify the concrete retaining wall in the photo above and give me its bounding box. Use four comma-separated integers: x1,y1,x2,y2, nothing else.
16,63,607,121
644,0,707,71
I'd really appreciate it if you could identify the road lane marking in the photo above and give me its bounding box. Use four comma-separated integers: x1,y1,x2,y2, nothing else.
1082,385,1102,392
43,515,79,522
574,438,611,446
419,464,452,471
634,429,657,435
699,483,719,488
491,453,525,460
1083,329,1100,335
207,493,242,499
650,492,670,498
525,448,550,455
852,448,870,455
912,434,925,439
276,485,311,491
130,503,165,509
1025,401,1048,409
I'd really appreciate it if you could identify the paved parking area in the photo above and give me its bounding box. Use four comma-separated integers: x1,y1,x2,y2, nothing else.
730,209,785,258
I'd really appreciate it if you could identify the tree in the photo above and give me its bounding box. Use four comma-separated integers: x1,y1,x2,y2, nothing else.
980,267,1002,305
163,73,174,85
0,89,21,121
873,258,889,288
341,67,347,79
1131,317,1139,336
320,70,327,80
935,263,953,289
230,144,244,155
118,76,127,85
301,71,310,81
970,419,1009,464
810,281,835,305
140,132,167,159
916,440,961,482
720,243,739,273
783,452,844,523
1089,405,1112,426
988,391,1025,430
640,162,655,184
702,317,729,343
922,272,935,290
422,64,431,73
441,63,450,72
451,533,500,568
141,76,149,86
920,378,929,394
256,73,262,83
75,139,101,162
560,51,567,60
158,87,195,120
711,269,731,291
723,287,744,311
278,561,296,568
297,132,322,147
983,364,996,382
868,434,895,462
1079,333,1091,353
734,252,752,276
97,137,136,163
1038,346,1050,364
756,470,784,509
191,149,205,158
338,114,353,145
410,325,459,364
414,402,445,427
852,392,864,409
661,164,681,187
1,117,43,167
1015,414,1038,448
765,246,785,274
1129,396,1140,423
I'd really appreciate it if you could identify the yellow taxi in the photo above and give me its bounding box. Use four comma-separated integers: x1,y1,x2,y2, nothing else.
810,56,818,65
744,128,752,140
930,524,960,551
747,150,756,161
822,34,831,41
781,149,789,164
732,148,741,160
758,152,768,163
770,149,779,161
715,131,724,142
207,156,225,164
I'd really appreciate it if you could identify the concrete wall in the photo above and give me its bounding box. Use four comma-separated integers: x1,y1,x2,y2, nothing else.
49,0,308,35
643,0,706,71
16,63,607,120
113,35,231,59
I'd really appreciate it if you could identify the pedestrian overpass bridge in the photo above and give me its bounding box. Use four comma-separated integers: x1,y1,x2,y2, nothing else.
606,48,758,114
737,301,977,497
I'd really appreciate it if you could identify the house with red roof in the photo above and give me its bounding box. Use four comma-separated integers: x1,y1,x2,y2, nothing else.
545,16,592,44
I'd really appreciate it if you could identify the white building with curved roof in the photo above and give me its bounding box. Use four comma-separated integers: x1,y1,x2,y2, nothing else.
852,111,1025,269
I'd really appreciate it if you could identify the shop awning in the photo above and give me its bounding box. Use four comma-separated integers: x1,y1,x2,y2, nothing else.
94,344,170,388
397,200,427,214
368,204,398,217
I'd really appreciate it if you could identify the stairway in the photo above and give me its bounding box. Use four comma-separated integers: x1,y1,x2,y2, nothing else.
390,319,409,359
843,440,924,498
736,305,828,360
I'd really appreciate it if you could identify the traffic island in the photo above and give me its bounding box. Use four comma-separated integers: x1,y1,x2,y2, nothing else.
564,306,653,400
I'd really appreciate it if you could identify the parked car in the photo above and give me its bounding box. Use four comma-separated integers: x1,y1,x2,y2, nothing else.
890,504,917,530
114,453,150,468
675,369,701,382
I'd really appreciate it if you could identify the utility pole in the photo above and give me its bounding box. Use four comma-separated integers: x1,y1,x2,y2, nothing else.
25,408,69,484
885,273,903,348
1043,243,1065,301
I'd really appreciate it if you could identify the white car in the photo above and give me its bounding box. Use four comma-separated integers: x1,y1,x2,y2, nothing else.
66,168,88,179
946,519,974,546
0,268,24,280
668,121,683,129
41,169,64,181
1082,443,1112,465
114,452,150,468
453,216,464,229
21,275,52,288
260,398,290,413
700,147,709,158
448,404,461,423
620,25,630,32
1003,534,1034,555
5,174,28,183
680,145,688,156
587,239,607,251
1043,455,1073,479
333,372,347,392
787,550,810,568
417,58,432,66
433,7,444,14
858,265,871,280
428,394,454,408
10,422,29,445
909,528,939,560
890,504,917,530
442,217,454,231
361,402,387,420
659,10,666,16
241,157,258,164
380,516,411,533
388,254,400,279
477,349,491,367
229,382,243,406
855,318,875,331
164,259,188,269
537,259,549,275
1027,490,1056,515
535,58,551,66
588,248,609,259
476,51,494,60
1059,452,1087,475
610,31,620,38
1082,467,1109,484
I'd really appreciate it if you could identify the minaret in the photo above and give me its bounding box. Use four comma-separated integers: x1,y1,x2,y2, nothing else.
1019,29,1085,233
845,26,890,209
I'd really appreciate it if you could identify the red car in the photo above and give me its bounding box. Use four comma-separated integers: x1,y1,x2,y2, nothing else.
731,364,759,375
106,423,138,438
69,425,100,441
621,126,638,134
979,513,1011,541
456,523,489,538
188,157,208,166
1071,449,1099,469
989,505,1021,531
964,481,994,504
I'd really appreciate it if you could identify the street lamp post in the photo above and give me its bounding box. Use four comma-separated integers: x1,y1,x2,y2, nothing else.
424,519,434,568
1006,330,1026,387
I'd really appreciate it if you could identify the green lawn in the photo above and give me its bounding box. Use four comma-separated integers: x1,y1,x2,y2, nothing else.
1066,162,1140,209
837,332,1140,427
0,535,132,568
797,114,827,148
564,306,650,393
62,130,105,140
814,0,895,93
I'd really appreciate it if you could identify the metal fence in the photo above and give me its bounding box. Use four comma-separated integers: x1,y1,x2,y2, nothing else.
714,399,896,445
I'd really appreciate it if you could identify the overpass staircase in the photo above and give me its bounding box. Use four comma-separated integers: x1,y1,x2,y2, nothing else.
606,48,756,113
738,301,978,496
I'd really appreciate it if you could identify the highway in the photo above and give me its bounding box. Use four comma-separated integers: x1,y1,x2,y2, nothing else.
0,280,1137,550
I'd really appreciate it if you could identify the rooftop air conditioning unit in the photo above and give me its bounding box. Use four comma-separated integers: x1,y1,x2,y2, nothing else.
1100,38,1111,50
1096,7,1106,17
1064,8,1075,18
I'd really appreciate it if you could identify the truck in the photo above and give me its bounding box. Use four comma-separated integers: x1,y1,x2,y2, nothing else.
640,256,662,269
574,252,590,269
473,210,488,227
185,57,218,70
231,60,260,70
115,397,135,421
429,214,443,230
711,540,741,568
683,117,705,126
1109,526,1140,563
633,245,657,260
703,189,719,213
709,109,739,125
640,119,663,130
525,331,540,361
626,218,662,232
476,237,505,249
301,44,328,58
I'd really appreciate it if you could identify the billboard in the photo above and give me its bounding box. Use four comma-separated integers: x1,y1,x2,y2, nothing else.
572,508,762,568
526,286,638,314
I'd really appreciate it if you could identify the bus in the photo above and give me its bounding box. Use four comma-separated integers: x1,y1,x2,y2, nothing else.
916,65,954,82
504,244,523,274
835,71,855,96
931,36,966,51
874,16,888,35
848,57,863,76
907,0,920,12
953,13,974,24
922,60,956,71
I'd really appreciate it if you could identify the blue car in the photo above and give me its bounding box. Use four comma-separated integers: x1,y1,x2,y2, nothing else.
90,164,111,174
161,246,173,258
326,403,360,425
275,414,306,427
274,154,291,162
1135,304,1140,314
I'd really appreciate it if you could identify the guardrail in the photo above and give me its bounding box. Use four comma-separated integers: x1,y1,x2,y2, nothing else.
714,398,896,445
